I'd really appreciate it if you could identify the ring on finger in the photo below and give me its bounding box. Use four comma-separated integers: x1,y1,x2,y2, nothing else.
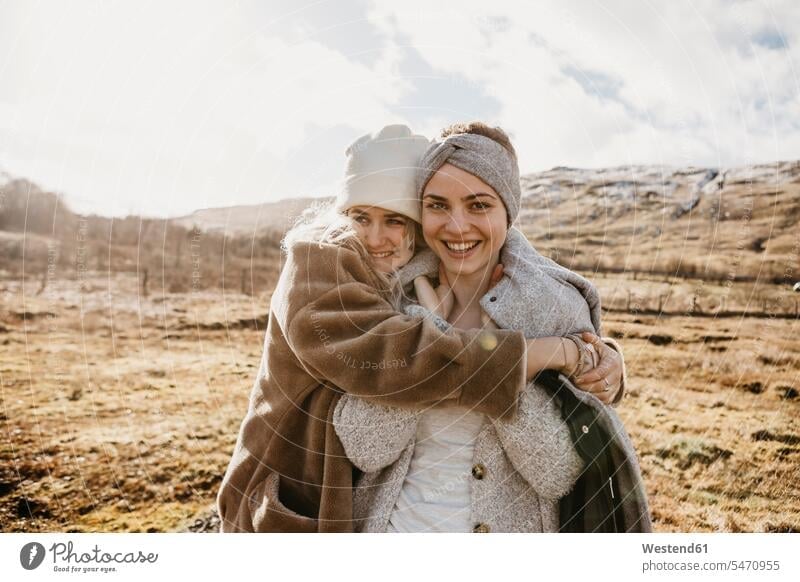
603,378,610,392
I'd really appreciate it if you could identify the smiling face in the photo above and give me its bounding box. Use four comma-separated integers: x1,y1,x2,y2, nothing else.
346,205,414,273
421,163,508,279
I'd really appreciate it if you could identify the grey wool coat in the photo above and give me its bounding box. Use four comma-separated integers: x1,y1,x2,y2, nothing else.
333,227,651,533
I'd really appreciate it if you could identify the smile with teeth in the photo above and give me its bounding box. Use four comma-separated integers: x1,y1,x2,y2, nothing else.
370,250,394,258
443,241,480,252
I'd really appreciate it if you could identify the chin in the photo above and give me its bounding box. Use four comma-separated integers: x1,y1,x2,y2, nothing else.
441,257,490,278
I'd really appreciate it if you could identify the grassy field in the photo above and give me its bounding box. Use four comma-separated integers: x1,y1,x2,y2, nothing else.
1,271,798,532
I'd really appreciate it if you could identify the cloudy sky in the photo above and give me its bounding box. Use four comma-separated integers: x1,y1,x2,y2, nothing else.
1,0,798,217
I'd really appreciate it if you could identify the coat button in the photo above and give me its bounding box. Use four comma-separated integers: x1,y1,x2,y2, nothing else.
472,523,491,533
489,296,497,302
581,425,589,434
471,463,486,480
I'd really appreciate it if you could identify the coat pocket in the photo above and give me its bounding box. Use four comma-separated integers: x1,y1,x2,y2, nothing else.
254,472,319,532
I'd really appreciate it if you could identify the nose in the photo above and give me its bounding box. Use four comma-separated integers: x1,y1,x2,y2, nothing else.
365,222,387,248
443,207,470,237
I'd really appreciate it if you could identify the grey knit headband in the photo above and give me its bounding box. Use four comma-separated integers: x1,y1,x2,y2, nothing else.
416,133,521,225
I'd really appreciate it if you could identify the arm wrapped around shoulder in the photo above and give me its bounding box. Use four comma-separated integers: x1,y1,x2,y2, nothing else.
280,242,528,419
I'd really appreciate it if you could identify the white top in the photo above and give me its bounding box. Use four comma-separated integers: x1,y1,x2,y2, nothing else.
386,403,486,532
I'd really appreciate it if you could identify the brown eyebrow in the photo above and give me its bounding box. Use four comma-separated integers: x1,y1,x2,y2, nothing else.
423,192,497,201
349,207,406,219
465,192,497,201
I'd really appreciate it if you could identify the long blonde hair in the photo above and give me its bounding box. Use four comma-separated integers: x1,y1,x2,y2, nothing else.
282,200,416,308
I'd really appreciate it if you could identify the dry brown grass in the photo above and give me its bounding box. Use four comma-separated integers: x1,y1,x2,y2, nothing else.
0,274,272,532
1,272,798,532
607,311,800,532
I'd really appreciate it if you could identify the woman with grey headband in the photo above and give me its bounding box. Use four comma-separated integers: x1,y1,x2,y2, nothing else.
333,122,651,533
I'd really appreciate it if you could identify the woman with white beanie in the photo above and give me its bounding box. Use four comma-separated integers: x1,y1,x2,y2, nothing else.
218,124,596,532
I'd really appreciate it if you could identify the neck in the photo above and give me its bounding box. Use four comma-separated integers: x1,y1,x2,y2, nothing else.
447,258,499,320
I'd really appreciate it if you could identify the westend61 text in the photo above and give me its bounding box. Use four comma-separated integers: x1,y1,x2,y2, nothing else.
642,543,708,554
49,542,158,564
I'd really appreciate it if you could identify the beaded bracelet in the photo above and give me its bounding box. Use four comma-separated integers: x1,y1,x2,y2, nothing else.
562,335,584,377
565,333,598,377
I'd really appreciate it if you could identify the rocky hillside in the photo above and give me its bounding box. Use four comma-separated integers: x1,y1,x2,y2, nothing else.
516,162,800,284
170,196,333,235
2,161,799,287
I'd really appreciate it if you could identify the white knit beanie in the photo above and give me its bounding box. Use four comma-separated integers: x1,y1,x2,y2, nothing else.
335,124,430,223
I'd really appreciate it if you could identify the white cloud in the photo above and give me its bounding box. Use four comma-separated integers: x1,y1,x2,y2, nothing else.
0,0,410,216
368,0,800,170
